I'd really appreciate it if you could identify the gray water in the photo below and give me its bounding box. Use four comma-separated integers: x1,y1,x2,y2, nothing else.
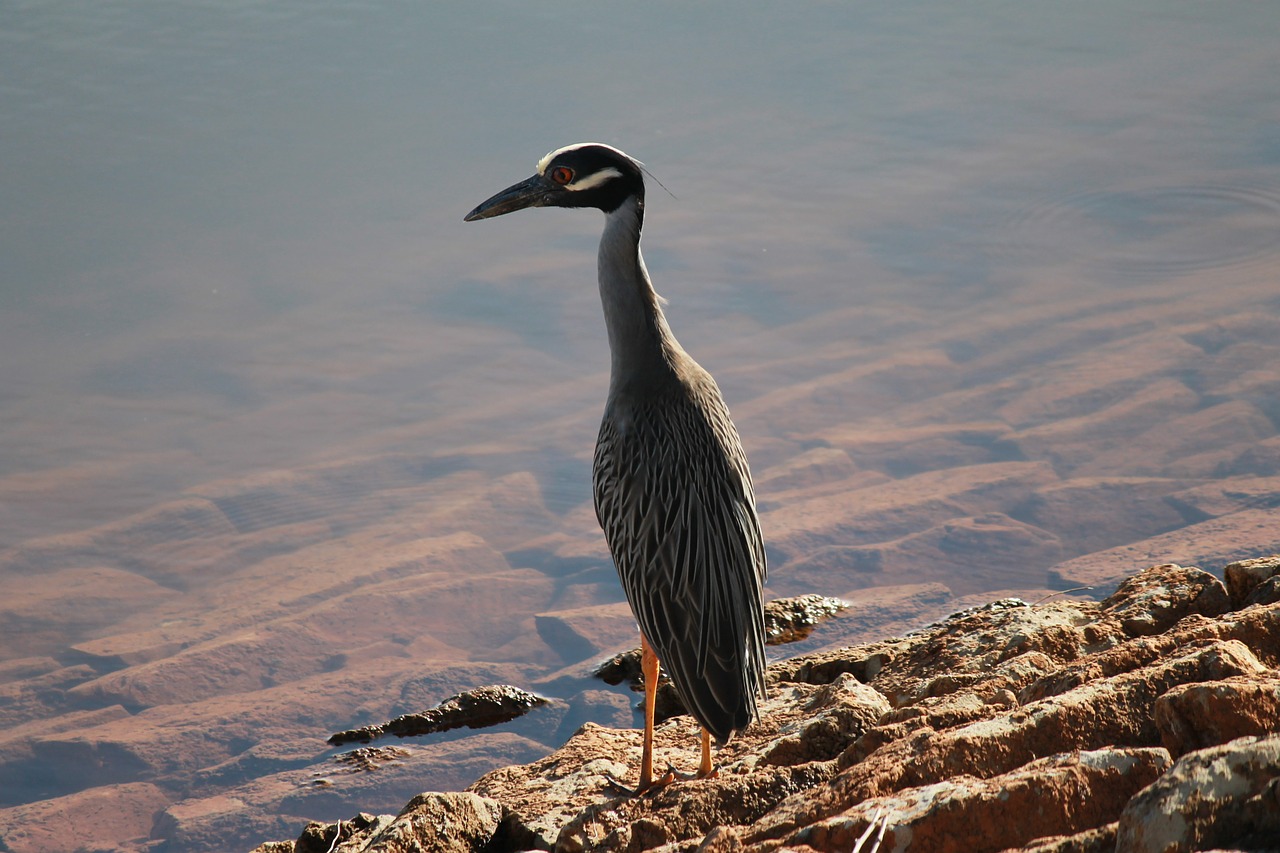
2,1,1279,848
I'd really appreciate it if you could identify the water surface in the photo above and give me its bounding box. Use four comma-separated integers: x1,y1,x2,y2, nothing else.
2,2,1279,849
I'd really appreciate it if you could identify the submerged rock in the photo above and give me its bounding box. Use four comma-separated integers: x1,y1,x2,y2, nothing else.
328,684,547,746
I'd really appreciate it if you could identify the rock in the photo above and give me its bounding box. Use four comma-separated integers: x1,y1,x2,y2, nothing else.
762,594,848,645
287,792,504,853
290,813,394,853
778,583,956,654
1115,735,1280,853
1098,563,1230,637
775,748,1169,853
1224,554,1280,608
748,640,1265,845
1017,823,1118,853
754,675,890,768
1153,675,1280,758
1244,574,1280,607
468,675,889,852
329,685,549,745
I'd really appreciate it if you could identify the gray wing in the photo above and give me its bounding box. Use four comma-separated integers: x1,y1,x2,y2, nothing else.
593,370,767,742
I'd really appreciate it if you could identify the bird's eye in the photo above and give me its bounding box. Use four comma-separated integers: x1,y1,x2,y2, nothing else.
550,166,574,185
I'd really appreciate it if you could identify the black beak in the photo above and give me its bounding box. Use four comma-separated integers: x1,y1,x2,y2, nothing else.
463,174,554,222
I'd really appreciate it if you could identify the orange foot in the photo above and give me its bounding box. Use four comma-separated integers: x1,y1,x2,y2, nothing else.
603,765,679,797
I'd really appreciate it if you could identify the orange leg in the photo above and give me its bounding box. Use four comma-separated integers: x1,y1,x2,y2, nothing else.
637,634,660,791
602,635,682,795
697,727,716,779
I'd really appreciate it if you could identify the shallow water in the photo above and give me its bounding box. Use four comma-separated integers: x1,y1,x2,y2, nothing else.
2,1,1279,848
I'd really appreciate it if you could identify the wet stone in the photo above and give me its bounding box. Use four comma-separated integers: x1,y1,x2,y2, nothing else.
764,594,848,645
328,684,547,746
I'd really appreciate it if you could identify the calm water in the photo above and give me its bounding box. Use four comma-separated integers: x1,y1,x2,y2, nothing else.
2,0,1280,847
4,1,1278,540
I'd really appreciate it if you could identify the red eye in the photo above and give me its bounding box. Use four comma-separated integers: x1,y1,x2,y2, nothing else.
550,166,574,185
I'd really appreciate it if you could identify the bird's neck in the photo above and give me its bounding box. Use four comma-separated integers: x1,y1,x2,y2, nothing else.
598,195,681,391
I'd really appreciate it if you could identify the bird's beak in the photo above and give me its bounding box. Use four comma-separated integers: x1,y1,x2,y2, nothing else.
463,174,554,222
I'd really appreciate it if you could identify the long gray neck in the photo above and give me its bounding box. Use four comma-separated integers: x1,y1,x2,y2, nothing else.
597,195,681,392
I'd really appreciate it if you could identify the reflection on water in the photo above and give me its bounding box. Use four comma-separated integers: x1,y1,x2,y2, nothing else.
2,1,1280,849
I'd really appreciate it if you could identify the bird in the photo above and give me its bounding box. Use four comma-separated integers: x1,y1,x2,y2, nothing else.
464,143,767,793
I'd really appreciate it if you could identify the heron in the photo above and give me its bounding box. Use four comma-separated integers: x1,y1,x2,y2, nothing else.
464,143,767,793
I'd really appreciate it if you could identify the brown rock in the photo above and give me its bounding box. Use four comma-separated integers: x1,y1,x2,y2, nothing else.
1154,675,1280,758
355,791,504,853
1224,554,1280,608
1098,563,1230,637
468,675,886,851
754,675,891,768
249,570,1280,853
1016,823,1117,853
748,639,1266,845
290,813,393,853
775,748,1169,853
256,791,506,853
762,594,848,645
1116,734,1280,853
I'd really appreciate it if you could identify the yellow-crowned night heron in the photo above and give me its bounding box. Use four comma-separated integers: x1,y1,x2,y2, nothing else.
464,143,766,792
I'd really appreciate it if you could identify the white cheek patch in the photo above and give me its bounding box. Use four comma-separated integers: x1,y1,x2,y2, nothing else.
566,167,623,192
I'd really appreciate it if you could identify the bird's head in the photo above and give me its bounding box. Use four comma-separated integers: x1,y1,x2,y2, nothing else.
464,143,645,222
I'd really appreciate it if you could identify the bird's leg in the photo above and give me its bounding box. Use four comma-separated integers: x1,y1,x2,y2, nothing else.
697,727,717,779
605,634,675,796
667,727,718,782
636,634,675,793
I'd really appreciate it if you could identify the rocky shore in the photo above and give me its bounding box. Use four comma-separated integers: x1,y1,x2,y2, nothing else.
251,557,1280,852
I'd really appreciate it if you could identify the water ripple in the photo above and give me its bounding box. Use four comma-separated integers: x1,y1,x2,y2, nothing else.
998,182,1280,280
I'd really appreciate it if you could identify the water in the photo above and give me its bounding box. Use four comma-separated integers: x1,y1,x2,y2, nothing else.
2,2,1279,849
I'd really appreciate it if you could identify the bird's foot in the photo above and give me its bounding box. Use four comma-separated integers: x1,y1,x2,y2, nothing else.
669,763,717,782
603,766,678,797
